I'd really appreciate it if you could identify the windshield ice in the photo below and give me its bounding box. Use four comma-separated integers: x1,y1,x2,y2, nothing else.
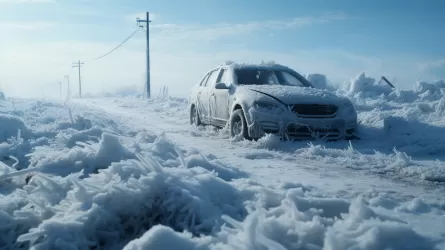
234,68,310,87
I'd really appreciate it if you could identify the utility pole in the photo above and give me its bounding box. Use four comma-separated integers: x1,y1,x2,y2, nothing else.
58,81,62,99
64,75,70,99
72,60,84,98
137,12,151,98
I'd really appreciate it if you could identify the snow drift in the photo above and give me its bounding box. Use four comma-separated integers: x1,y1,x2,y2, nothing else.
305,73,337,91
0,97,444,250
343,72,392,97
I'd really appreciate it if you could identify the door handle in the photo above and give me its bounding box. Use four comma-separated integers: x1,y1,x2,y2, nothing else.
211,93,215,97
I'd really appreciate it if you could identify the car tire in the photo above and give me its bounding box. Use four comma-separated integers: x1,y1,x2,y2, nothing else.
230,109,249,139
190,105,202,126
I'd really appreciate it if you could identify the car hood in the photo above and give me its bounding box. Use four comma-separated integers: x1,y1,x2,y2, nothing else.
241,85,346,105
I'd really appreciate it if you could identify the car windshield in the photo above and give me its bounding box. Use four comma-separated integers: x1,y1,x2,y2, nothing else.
235,68,311,87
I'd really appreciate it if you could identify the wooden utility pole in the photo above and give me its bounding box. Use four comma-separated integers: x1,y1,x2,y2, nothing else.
58,81,62,99
72,60,84,98
137,12,151,98
64,75,70,99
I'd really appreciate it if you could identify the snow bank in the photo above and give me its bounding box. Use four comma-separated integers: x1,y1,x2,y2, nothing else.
1,134,250,249
2,98,444,250
303,73,443,176
305,73,336,90
0,114,28,142
82,85,144,98
14,154,248,249
293,142,445,184
124,187,440,250
343,72,392,97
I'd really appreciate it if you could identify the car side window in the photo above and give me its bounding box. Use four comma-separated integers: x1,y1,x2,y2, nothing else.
206,69,220,88
218,69,231,85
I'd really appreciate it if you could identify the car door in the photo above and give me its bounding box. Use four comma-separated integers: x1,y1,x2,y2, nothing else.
201,69,221,123
196,72,211,122
210,68,231,125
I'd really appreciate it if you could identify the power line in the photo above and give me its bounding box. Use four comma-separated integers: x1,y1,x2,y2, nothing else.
83,28,142,63
59,27,143,100
67,67,73,77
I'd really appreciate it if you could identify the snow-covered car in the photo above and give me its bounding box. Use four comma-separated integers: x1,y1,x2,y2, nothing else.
188,62,358,140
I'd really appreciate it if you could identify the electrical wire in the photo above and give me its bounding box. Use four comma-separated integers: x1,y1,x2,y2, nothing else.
83,28,142,63
60,27,142,88
67,67,73,77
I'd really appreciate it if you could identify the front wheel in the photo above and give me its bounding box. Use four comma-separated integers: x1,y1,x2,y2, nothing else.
190,105,201,126
229,109,249,139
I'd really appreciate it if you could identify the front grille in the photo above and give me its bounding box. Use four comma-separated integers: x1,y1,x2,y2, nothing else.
286,124,341,140
290,104,337,117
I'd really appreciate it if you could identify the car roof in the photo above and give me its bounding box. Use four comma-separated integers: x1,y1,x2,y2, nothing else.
217,61,296,72
202,61,314,87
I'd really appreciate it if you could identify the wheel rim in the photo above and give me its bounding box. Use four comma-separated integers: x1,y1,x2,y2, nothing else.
232,118,242,136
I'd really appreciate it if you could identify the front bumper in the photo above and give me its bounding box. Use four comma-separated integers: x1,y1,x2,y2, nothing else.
246,109,357,141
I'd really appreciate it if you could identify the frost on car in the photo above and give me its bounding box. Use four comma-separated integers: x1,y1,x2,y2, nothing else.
188,62,358,141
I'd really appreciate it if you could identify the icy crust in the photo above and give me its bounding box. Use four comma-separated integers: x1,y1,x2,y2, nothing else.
305,73,337,91
4,138,444,250
302,72,445,149
1,98,444,250
299,72,445,183
221,60,295,73
339,73,445,156
124,186,442,250
238,85,346,105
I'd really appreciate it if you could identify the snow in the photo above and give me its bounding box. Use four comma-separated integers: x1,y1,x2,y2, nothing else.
1,72,445,249
238,85,348,105
343,72,393,97
305,73,337,91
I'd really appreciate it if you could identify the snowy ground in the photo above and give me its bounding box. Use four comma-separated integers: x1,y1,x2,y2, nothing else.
1,73,445,250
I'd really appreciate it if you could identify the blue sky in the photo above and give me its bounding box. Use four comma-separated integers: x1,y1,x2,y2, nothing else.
0,0,444,97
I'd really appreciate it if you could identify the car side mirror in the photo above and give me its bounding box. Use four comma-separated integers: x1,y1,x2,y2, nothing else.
215,82,230,89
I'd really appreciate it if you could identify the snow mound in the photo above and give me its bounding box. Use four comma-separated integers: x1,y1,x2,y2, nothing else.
124,189,440,250
417,80,445,94
324,198,436,250
0,114,28,142
294,142,445,184
344,72,392,97
15,154,247,249
382,116,445,156
306,73,336,90
1,97,445,250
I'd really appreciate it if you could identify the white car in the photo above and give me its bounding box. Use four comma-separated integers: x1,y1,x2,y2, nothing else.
188,62,358,140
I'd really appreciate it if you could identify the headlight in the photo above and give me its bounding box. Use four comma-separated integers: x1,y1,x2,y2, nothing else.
254,101,284,115
343,102,356,114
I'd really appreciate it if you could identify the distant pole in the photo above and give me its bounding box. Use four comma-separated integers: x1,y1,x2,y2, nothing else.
72,60,84,98
137,12,151,99
64,75,70,99
58,81,62,99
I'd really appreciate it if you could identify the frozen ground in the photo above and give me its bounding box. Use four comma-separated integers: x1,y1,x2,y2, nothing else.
1,73,445,249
